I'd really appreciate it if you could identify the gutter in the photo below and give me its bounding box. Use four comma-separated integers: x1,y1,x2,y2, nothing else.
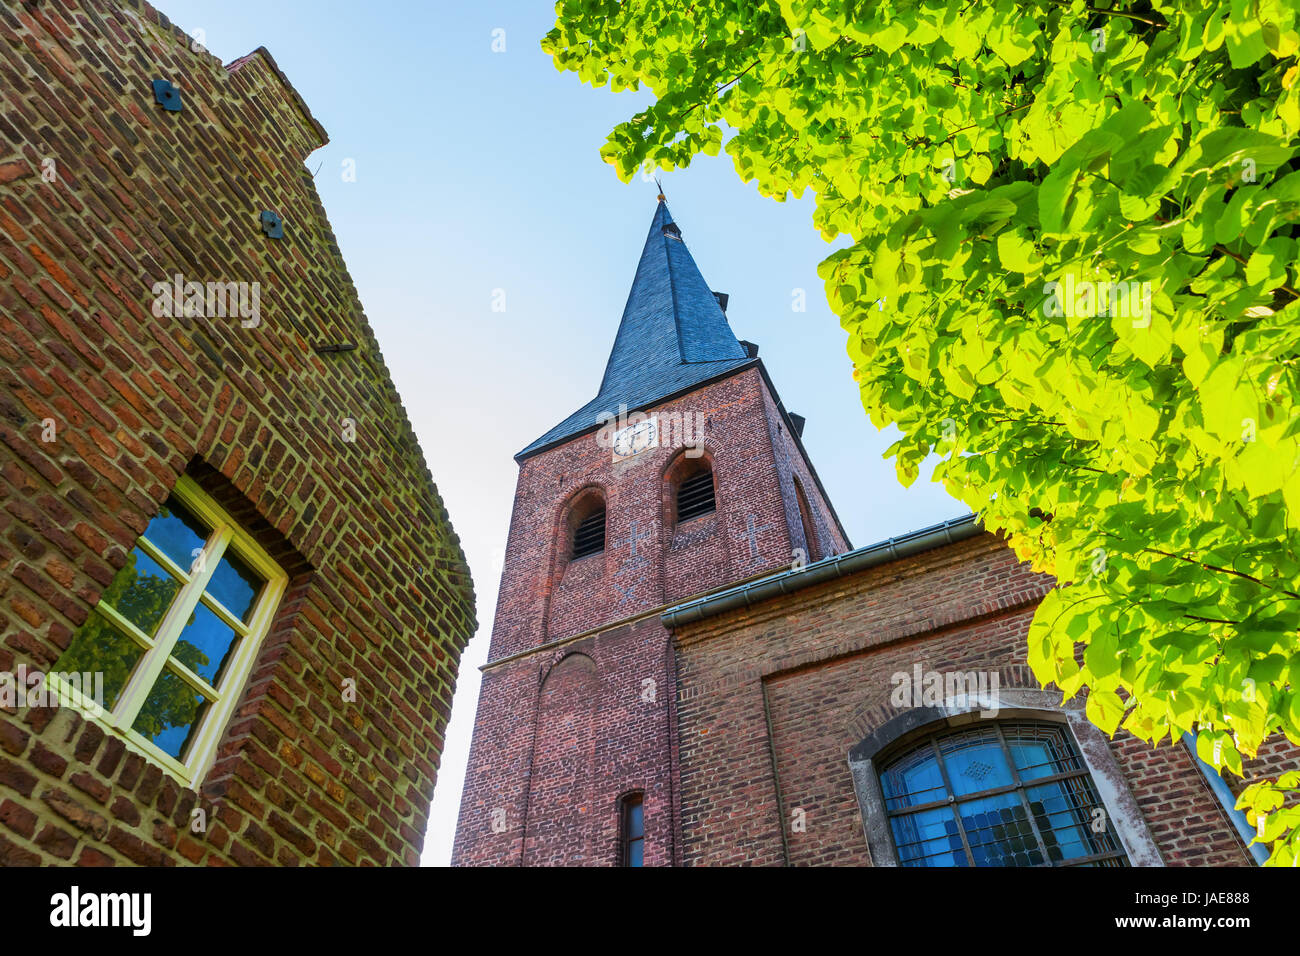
661,513,983,629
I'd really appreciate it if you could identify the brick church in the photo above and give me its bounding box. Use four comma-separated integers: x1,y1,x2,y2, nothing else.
0,0,474,866
454,199,1289,867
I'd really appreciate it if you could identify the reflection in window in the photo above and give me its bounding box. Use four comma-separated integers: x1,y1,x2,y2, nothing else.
879,722,1128,867
133,667,211,760
621,793,645,867
51,477,285,783
144,497,209,571
206,547,262,622
102,549,181,637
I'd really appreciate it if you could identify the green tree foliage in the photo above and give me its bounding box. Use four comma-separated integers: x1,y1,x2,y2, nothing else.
545,0,1300,863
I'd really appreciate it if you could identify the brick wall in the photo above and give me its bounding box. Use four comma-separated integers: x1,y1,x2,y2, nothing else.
0,0,475,865
453,615,679,866
455,364,842,865
486,366,844,663
673,534,1280,866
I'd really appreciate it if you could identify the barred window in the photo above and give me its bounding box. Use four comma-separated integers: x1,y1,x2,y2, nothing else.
879,721,1128,867
51,476,287,784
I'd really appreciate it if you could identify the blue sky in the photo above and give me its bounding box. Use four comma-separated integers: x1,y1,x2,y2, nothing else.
155,0,963,865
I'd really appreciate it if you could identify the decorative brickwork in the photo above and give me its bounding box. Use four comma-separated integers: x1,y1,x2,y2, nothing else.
0,0,475,866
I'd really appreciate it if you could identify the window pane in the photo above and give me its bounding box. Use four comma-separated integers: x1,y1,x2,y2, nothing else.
957,792,1044,866
628,800,644,840
206,547,262,622
143,497,209,572
881,723,1129,868
1028,779,1124,862
627,839,643,867
131,666,210,761
938,730,1014,797
880,746,947,810
172,600,238,687
1007,725,1083,780
52,613,144,712
891,806,967,867
102,548,182,637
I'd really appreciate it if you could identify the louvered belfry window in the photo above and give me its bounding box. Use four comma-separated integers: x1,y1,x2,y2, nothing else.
677,467,716,522
572,507,606,559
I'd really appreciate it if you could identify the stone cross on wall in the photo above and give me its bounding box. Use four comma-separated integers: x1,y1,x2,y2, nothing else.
621,519,654,570
612,519,655,605
738,514,774,565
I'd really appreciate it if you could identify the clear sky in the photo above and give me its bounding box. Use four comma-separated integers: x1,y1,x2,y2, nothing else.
153,0,963,865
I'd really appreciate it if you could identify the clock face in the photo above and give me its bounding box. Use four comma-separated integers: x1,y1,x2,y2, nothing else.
613,419,658,459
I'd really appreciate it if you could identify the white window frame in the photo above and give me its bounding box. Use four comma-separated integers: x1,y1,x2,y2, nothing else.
50,475,287,787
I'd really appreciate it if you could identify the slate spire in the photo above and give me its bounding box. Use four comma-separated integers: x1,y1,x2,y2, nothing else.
518,200,754,460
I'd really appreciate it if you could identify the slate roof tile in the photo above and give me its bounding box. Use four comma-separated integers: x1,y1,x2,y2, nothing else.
517,201,754,460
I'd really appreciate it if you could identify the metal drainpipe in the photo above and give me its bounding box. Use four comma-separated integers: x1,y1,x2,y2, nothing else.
1183,732,1269,865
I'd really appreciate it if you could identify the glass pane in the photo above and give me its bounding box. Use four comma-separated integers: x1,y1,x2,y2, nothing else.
957,791,1044,866
101,548,182,637
206,547,262,622
142,496,209,572
939,729,1014,797
1028,779,1123,862
131,666,210,761
880,745,948,810
627,800,644,840
52,613,144,712
172,600,238,687
627,838,643,867
891,806,967,867
1008,725,1082,780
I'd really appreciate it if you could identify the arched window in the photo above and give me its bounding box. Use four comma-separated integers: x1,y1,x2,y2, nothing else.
620,792,645,866
794,478,821,562
879,721,1128,867
570,496,606,560
675,461,716,523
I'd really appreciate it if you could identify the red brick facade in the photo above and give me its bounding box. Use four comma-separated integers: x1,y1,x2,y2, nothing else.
456,339,1297,869
453,166,1298,871
672,534,1261,866
0,0,475,866
453,366,845,865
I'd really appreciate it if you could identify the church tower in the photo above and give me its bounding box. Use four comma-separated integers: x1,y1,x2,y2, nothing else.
453,200,850,866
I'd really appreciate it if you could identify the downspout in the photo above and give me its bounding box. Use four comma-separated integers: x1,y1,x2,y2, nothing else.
1183,732,1269,865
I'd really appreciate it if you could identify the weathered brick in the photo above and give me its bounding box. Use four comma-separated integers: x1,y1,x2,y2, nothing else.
0,798,37,838
42,787,108,838
0,0,503,873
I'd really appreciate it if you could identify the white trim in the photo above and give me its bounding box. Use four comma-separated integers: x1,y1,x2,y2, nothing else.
50,476,288,788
